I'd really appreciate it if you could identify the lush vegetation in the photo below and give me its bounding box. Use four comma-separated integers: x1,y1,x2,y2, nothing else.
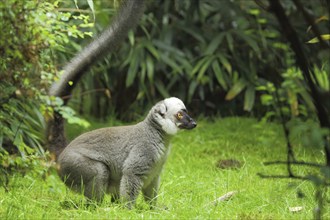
72,0,329,119
1,118,329,219
0,0,91,179
1,0,329,218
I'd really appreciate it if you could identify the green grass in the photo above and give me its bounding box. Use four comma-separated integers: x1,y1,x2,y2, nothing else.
1,117,329,219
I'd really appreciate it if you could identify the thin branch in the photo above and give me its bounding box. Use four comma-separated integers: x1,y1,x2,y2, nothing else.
264,160,326,168
257,173,330,187
258,173,308,180
274,88,295,176
268,0,330,166
257,173,330,186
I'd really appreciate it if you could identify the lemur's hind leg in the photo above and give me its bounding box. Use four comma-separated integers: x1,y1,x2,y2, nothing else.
60,154,109,202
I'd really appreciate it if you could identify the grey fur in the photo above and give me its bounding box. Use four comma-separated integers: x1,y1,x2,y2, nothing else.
57,97,196,208
49,0,145,98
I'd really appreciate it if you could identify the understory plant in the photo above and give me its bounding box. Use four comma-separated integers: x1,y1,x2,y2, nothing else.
0,0,92,183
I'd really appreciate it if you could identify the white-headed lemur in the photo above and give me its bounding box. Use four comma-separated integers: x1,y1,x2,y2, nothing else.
58,97,196,208
46,1,197,209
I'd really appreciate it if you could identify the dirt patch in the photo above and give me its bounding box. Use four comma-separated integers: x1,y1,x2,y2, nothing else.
216,159,242,169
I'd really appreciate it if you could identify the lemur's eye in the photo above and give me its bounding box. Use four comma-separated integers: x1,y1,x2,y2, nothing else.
176,112,183,120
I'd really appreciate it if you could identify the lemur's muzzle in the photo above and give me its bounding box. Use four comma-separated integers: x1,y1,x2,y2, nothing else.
178,111,197,130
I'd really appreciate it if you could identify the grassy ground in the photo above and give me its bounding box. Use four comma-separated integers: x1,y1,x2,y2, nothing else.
0,117,329,219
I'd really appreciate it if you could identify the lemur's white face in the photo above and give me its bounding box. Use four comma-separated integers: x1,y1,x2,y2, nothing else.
153,97,197,135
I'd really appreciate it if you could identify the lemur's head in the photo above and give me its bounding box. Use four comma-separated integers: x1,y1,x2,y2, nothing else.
151,97,197,135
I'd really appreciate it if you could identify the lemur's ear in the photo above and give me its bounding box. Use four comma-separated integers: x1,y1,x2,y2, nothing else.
155,102,167,117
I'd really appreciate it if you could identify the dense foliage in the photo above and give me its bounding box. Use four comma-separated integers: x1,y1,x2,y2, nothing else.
0,0,92,179
70,0,329,120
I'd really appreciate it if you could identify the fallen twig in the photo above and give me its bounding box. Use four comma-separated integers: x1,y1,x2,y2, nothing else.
213,191,238,205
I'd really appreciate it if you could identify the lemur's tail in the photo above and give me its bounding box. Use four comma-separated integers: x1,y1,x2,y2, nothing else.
46,1,145,159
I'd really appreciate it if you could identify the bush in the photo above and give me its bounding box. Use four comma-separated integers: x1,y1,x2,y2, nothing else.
0,0,92,178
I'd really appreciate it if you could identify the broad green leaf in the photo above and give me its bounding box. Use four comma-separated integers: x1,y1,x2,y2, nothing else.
145,42,159,60
249,9,260,16
226,33,234,52
273,42,289,50
140,25,151,40
126,50,140,87
218,54,232,74
59,106,90,128
160,54,182,72
260,94,273,105
257,18,267,24
299,89,315,111
188,80,198,102
154,80,170,98
146,55,154,83
240,33,259,53
87,0,95,20
307,34,330,43
174,55,193,72
204,33,224,55
136,91,145,100
167,74,180,90
199,87,205,100
212,60,228,90
244,85,255,111
256,85,267,91
225,79,247,100
179,26,206,43
314,68,329,90
0,131,3,147
192,57,207,76
140,61,146,82
197,56,214,81
73,0,78,9
153,40,185,57
128,30,135,46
